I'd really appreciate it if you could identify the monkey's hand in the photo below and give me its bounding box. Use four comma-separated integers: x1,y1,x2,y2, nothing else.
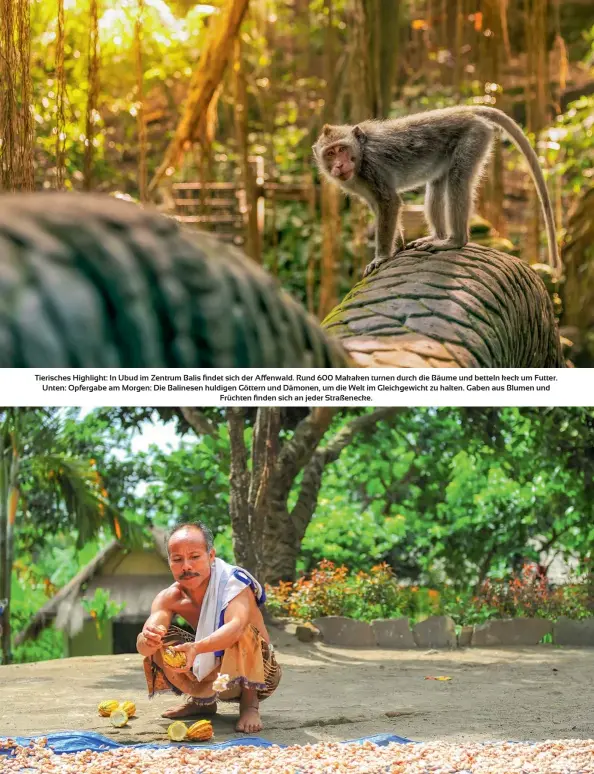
406,237,466,252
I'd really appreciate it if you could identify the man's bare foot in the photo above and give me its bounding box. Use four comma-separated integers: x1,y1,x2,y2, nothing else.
161,698,217,719
236,688,262,733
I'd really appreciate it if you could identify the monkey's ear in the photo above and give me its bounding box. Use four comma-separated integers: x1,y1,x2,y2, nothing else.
311,144,318,158
353,125,367,144
322,124,332,135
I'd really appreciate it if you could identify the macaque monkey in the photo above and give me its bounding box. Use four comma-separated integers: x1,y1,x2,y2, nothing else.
312,106,561,278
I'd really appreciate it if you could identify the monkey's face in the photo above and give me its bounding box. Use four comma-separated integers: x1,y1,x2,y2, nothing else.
313,125,360,183
322,144,356,182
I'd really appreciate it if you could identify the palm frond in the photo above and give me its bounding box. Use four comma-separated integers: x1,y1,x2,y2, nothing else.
31,455,143,549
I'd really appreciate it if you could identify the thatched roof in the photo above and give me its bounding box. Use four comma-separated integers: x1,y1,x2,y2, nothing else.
84,574,172,622
15,527,170,645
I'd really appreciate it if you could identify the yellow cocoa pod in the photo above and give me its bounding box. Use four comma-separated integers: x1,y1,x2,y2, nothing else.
162,647,187,668
187,719,214,741
120,700,136,717
109,709,129,728
98,700,120,717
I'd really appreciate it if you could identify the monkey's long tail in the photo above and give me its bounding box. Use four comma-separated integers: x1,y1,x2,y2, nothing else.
473,106,562,275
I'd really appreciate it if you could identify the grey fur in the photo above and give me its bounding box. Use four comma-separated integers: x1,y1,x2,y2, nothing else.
312,106,561,277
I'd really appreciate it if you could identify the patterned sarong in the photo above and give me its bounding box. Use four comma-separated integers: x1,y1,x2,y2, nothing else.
143,623,282,706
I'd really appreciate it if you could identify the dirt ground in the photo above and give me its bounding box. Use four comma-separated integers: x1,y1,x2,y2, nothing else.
0,624,592,747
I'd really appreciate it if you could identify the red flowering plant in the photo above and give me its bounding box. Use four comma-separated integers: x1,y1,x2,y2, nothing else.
266,560,593,625
469,562,589,622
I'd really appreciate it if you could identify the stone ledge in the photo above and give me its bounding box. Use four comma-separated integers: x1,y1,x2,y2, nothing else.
298,616,594,648
413,615,457,649
472,618,552,646
553,617,594,646
312,616,376,647
371,618,416,648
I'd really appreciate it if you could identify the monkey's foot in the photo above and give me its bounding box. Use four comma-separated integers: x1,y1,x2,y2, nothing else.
363,255,391,277
406,237,466,252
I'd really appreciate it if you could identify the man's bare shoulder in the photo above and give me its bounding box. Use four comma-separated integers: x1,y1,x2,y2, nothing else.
152,582,186,610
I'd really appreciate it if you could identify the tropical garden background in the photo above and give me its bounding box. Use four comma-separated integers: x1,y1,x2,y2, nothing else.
1,405,592,664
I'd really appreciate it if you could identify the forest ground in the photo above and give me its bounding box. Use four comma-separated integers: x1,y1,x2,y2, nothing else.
1,623,592,746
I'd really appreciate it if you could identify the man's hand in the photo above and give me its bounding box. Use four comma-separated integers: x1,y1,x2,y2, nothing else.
169,641,202,672
137,622,167,656
143,623,167,647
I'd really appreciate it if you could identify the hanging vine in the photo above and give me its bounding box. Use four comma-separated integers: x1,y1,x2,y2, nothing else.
135,0,147,202
55,0,66,189
83,0,100,191
18,0,33,190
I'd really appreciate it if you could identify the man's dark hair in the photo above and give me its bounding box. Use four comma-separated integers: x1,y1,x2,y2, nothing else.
167,521,214,553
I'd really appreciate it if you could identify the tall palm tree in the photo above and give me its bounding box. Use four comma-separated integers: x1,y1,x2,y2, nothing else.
0,408,140,665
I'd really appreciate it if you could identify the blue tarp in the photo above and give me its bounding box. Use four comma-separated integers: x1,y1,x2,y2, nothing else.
0,730,412,755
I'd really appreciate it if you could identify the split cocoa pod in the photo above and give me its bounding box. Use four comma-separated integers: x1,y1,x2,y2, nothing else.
162,646,187,668
109,709,129,728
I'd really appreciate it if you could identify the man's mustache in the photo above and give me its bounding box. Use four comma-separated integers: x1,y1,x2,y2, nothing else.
178,571,201,579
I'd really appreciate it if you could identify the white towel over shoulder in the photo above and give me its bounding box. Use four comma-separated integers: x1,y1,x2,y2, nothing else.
192,557,264,682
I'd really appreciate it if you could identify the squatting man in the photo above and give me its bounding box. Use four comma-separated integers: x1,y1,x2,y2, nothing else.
137,522,281,733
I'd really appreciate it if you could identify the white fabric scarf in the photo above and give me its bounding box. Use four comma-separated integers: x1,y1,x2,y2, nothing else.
192,557,263,682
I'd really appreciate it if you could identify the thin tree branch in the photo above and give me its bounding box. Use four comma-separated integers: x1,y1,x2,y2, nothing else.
274,407,336,485
289,450,328,544
179,407,218,438
321,407,403,460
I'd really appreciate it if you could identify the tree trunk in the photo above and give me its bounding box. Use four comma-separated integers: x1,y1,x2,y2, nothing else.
524,0,550,263
377,0,402,117
248,407,281,577
317,0,341,321
1,0,34,191
3,469,17,664
233,37,260,262
305,171,317,313
227,408,256,572
477,0,505,232
180,407,402,585
318,178,341,320
259,407,401,582
0,0,17,190
0,420,18,665
350,0,374,276
148,0,250,195
0,429,8,664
